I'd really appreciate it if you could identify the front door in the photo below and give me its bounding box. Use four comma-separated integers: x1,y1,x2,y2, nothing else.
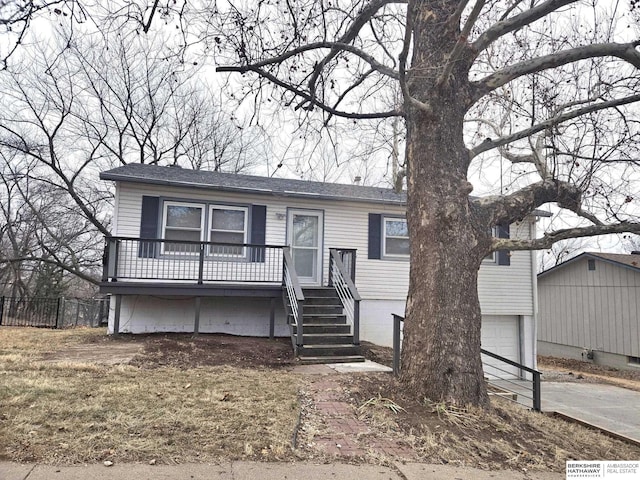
287,209,323,285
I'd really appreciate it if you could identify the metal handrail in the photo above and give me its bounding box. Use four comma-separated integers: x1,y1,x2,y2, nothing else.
282,247,305,347
329,249,361,345
107,236,285,249
391,313,542,411
102,236,284,284
328,248,357,284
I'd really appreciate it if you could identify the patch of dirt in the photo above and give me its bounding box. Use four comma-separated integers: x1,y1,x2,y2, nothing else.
128,333,295,369
338,373,640,472
360,341,394,368
34,331,295,369
538,355,640,392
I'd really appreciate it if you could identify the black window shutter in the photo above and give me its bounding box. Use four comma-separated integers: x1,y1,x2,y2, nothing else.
497,223,510,266
368,214,382,259
139,196,160,258
250,205,267,262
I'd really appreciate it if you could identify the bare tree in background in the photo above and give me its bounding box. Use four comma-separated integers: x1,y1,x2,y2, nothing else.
0,23,266,295
0,0,81,68
0,155,101,297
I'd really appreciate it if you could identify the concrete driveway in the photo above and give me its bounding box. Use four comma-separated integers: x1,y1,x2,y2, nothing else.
542,382,640,442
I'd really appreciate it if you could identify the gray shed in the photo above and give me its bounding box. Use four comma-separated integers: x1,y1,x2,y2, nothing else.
537,252,640,370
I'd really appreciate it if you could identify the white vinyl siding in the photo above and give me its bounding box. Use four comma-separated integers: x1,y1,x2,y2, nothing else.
113,182,535,315
477,220,535,315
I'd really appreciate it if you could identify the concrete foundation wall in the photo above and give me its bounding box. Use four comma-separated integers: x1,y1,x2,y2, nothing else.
108,295,288,337
538,340,640,371
359,300,405,347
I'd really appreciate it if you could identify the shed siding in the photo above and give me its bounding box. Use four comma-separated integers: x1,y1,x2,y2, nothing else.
538,257,640,357
114,182,535,315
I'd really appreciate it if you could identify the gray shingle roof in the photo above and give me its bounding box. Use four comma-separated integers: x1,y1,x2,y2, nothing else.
590,252,640,270
100,164,406,205
100,164,552,217
538,251,640,277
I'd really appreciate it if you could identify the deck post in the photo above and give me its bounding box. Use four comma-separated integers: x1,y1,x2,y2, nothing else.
533,370,542,412
393,314,402,376
113,295,122,336
353,300,360,345
111,240,120,281
296,300,304,346
197,244,205,284
269,297,275,339
349,250,356,283
194,297,201,334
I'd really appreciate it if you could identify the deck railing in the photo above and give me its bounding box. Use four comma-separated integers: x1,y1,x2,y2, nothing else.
329,249,361,345
329,248,356,283
391,314,541,411
282,247,304,347
102,237,284,284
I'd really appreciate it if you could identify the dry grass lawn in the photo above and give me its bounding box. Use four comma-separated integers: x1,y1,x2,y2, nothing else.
0,327,299,465
2,328,640,472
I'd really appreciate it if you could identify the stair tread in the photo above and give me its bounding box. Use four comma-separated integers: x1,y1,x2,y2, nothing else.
303,333,353,336
297,355,366,364
295,323,350,327
299,343,358,348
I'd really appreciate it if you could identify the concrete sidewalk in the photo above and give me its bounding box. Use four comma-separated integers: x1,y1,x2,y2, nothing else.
0,460,564,480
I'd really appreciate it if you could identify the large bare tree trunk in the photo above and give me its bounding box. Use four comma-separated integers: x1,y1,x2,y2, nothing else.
399,1,490,407
400,109,490,406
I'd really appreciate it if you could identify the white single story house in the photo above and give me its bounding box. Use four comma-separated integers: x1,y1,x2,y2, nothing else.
100,163,543,368
538,252,640,370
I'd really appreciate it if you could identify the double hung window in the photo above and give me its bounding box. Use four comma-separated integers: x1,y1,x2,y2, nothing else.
208,206,248,256
162,202,205,253
383,217,409,257
161,201,248,256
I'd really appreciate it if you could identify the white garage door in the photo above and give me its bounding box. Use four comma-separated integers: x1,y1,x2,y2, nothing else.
481,315,520,378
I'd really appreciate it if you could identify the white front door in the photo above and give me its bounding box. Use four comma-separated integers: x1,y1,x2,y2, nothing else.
287,209,323,285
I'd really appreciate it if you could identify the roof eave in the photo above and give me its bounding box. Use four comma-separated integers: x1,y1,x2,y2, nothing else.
100,172,407,206
538,252,640,278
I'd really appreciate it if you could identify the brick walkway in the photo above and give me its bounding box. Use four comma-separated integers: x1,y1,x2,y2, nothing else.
301,375,416,459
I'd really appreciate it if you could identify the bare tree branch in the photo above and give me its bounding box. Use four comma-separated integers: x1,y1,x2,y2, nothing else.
476,178,584,224
472,0,576,54
399,4,432,114
495,222,640,251
303,0,407,105
142,0,160,33
473,41,640,100
0,257,99,285
437,0,485,86
217,64,402,119
217,41,399,80
469,93,640,158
